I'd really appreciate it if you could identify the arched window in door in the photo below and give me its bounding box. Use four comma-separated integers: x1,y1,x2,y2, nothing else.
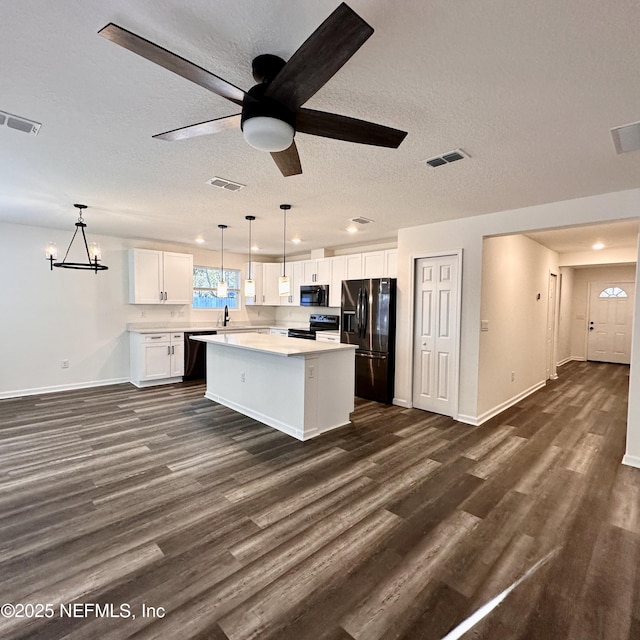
599,286,628,298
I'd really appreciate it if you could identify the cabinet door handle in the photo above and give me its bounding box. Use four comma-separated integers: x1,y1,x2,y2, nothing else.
159,291,163,302
164,291,168,301
167,346,170,355
171,346,175,354
150,335,162,339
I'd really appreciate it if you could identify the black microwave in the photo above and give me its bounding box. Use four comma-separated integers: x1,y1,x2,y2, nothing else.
300,284,329,307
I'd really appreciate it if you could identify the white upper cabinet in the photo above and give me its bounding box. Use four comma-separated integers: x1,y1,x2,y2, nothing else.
129,249,193,304
244,261,264,306
350,249,398,279
329,256,346,308
362,251,385,279
346,254,363,280
281,261,303,306
384,249,398,278
262,262,282,306
302,258,331,284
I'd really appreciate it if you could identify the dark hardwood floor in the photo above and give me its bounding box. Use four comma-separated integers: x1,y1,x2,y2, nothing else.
0,361,637,639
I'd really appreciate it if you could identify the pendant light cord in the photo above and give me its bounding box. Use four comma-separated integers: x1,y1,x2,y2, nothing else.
282,208,286,277
248,218,252,280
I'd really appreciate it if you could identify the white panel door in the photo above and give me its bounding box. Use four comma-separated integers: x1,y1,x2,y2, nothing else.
546,273,558,380
412,255,460,417
587,282,634,364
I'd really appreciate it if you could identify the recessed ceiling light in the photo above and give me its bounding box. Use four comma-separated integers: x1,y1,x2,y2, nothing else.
291,238,301,244
195,238,205,244
347,226,358,234
592,242,605,250
251,245,259,251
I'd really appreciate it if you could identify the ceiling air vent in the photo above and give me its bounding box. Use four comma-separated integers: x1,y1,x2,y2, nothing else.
611,121,640,155
351,216,374,225
206,176,246,191
0,110,41,135
425,148,468,168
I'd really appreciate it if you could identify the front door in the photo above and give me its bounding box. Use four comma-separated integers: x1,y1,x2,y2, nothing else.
412,254,460,417
587,282,634,364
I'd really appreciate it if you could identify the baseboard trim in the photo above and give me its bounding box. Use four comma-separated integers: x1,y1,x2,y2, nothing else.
622,454,640,469
0,377,131,400
558,356,585,367
469,380,547,427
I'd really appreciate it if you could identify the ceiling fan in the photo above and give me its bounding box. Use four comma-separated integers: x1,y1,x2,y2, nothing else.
98,3,407,177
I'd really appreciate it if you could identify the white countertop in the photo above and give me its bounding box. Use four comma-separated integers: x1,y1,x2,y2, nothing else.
191,332,356,357
127,323,306,334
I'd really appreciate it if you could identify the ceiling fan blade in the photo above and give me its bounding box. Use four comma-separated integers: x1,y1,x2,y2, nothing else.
297,108,407,148
153,114,241,141
264,3,374,111
271,141,302,177
98,23,249,107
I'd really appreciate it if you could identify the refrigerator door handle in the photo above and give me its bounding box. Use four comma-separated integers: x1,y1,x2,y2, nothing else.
356,352,387,359
356,288,363,336
361,287,369,338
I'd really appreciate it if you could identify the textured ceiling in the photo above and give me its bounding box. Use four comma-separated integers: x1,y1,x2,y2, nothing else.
1,0,640,256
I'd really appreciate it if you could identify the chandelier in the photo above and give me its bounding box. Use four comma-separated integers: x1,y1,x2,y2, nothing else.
45,204,108,273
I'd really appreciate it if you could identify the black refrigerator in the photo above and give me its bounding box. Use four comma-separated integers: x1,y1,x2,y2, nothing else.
341,278,397,403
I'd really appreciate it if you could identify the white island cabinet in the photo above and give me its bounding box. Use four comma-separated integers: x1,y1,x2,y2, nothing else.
192,333,356,440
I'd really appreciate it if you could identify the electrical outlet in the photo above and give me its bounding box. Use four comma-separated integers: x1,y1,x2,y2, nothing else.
61,359,69,369
140,310,146,317
240,372,245,382
511,371,515,382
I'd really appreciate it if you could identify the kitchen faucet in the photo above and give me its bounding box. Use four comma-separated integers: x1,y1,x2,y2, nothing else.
223,305,230,327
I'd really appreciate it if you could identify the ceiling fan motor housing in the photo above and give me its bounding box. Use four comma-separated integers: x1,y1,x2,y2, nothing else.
251,54,287,84
241,83,296,131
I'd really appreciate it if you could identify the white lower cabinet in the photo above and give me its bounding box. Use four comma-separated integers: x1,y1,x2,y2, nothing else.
316,333,340,344
130,332,184,387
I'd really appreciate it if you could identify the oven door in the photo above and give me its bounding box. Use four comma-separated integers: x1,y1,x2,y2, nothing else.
288,328,316,340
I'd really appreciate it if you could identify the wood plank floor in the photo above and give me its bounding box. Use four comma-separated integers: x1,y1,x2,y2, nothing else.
0,361,637,639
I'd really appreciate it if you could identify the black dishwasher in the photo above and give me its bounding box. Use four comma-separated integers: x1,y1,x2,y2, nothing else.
184,331,217,381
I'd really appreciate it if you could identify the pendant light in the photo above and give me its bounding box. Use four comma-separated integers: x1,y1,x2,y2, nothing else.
216,224,228,297
244,215,256,297
46,204,108,273
279,204,291,296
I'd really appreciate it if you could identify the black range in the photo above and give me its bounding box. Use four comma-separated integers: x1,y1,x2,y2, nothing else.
287,314,339,340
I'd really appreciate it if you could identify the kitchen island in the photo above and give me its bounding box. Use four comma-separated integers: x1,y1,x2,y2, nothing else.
191,333,357,440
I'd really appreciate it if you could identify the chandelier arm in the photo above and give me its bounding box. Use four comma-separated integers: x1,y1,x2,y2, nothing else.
61,226,80,264
80,225,93,264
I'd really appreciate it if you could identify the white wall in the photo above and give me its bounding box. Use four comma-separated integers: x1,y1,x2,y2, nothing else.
0,221,275,398
477,234,559,419
396,188,640,452
568,265,637,360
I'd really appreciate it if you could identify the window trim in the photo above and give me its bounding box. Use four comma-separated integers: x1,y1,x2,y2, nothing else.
598,286,628,298
192,265,242,310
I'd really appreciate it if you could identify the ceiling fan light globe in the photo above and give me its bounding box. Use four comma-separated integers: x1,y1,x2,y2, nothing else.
243,116,294,152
